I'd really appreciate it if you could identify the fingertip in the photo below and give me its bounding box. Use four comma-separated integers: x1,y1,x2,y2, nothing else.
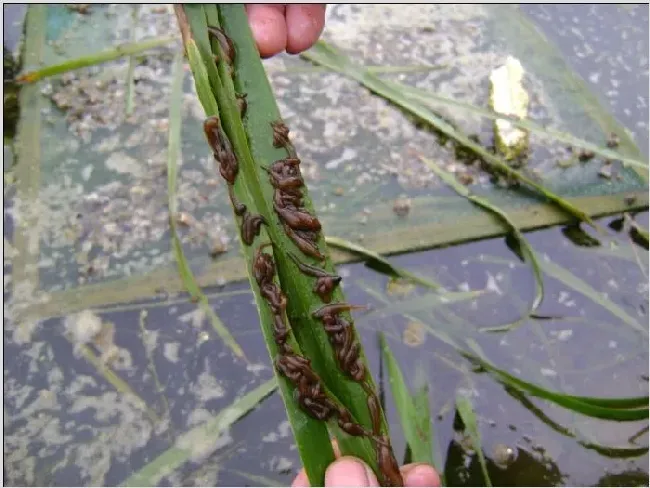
401,463,442,487
291,468,311,487
325,457,380,487
285,4,327,55
246,4,287,58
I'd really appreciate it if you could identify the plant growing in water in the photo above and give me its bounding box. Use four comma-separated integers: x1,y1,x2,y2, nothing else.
174,5,402,485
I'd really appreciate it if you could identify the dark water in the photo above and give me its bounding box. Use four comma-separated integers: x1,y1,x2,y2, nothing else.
3,4,648,487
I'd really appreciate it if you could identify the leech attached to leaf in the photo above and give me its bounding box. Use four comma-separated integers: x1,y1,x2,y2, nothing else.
203,116,238,184
241,212,267,246
228,186,247,216
271,119,290,148
207,25,236,66
312,303,367,319
283,224,325,260
288,251,341,303
273,203,322,231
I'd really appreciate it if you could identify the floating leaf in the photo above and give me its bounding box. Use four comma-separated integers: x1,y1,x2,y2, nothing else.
121,378,277,486
302,41,601,230
325,236,442,291
16,36,176,83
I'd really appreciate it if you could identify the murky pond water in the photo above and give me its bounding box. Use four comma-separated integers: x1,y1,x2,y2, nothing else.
4,4,648,487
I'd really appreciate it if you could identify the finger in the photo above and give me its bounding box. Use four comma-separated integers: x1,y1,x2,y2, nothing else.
245,4,287,58
285,4,327,54
325,457,380,487
291,439,340,487
400,463,442,487
291,468,311,487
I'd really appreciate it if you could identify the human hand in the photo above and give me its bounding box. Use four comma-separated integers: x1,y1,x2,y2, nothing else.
291,456,441,487
245,4,327,58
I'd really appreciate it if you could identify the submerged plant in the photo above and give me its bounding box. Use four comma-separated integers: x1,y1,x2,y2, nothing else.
174,5,402,485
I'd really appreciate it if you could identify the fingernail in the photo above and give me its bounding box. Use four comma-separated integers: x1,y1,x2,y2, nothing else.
325,457,379,487
402,463,441,487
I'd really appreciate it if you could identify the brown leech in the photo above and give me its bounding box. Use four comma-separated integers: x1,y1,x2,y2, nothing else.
241,213,267,246
207,26,235,66
283,224,325,260
203,116,238,184
271,119,290,148
376,435,404,487
271,119,298,158
288,252,341,303
228,186,247,216
273,203,322,231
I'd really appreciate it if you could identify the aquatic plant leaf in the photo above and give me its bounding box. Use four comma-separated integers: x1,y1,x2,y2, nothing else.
539,256,647,337
360,290,483,321
464,353,649,421
420,157,544,325
379,333,435,467
325,236,442,291
177,6,400,484
504,385,649,459
16,36,176,83
80,344,159,424
455,393,492,487
302,41,601,230
121,378,277,487
166,49,246,360
380,79,648,171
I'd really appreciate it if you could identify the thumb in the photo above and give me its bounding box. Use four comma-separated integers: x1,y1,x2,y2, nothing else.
325,457,380,487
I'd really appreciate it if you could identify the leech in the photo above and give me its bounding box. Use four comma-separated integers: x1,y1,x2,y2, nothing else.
312,303,367,320
283,224,325,260
271,120,290,148
241,212,266,245
207,26,235,65
273,203,322,231
287,252,341,303
228,186,247,216
203,116,238,184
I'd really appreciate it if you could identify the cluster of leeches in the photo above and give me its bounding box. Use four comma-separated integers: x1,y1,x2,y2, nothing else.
202,27,402,487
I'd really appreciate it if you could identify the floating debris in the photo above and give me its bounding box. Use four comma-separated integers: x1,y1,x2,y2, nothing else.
492,443,517,469
64,309,103,354
456,172,475,186
66,4,91,14
392,197,412,217
402,320,426,348
577,148,595,162
606,132,620,148
489,56,530,161
598,161,613,179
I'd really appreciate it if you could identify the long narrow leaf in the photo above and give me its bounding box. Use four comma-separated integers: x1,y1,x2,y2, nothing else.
302,41,599,230
540,257,647,337
166,49,246,360
465,353,649,421
379,334,435,468
420,156,544,324
325,236,442,291
383,79,648,171
121,378,277,486
16,36,176,83
176,5,392,484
